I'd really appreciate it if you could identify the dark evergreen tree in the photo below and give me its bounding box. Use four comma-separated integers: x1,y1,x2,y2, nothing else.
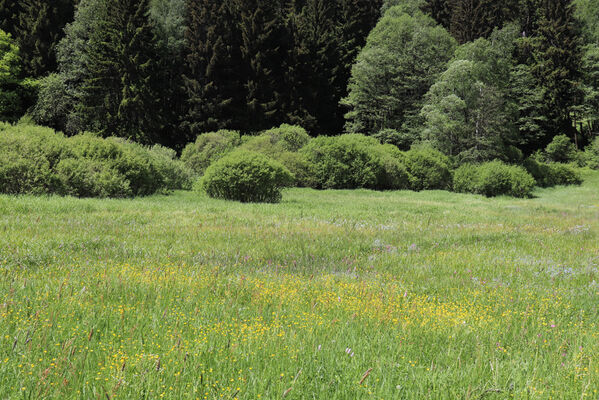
150,0,188,148
448,0,519,44
530,0,584,146
289,0,342,133
237,0,291,131
6,0,77,77
182,0,245,136
84,0,161,143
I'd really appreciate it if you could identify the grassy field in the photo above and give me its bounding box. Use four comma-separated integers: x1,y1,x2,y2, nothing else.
1,172,598,399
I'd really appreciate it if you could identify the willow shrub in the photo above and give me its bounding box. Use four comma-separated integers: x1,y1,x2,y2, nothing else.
200,150,294,203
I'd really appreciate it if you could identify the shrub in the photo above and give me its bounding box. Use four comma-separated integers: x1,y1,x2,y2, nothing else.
403,146,452,191
240,128,311,187
545,135,577,163
585,137,599,169
261,124,310,151
200,150,294,203
545,163,583,186
523,158,583,187
181,130,241,176
376,144,412,190
149,145,193,191
55,158,131,198
0,124,192,197
454,161,535,198
453,164,478,194
300,134,410,190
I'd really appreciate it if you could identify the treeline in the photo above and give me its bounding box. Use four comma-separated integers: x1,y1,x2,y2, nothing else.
1,0,382,148
1,0,598,160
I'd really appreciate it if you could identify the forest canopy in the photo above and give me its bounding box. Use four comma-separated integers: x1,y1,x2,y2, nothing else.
0,0,598,161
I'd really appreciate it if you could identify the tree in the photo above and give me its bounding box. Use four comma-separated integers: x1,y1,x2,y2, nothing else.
83,0,162,143
530,0,584,145
150,0,188,148
237,0,291,132
286,0,342,133
32,0,107,135
421,60,516,162
182,0,246,136
421,29,520,161
4,0,77,77
343,7,456,140
0,30,24,121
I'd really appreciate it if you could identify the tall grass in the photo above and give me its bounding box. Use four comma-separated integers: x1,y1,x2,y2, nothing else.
1,173,599,399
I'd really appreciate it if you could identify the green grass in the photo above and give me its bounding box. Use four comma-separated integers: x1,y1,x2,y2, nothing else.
1,173,599,399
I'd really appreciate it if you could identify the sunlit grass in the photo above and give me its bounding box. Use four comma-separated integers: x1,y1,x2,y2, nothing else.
1,173,599,399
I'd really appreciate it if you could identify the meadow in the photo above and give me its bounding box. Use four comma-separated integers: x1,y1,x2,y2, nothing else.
1,172,599,399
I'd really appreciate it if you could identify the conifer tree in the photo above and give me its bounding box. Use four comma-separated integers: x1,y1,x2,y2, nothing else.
182,0,245,136
8,0,77,77
530,0,584,144
237,0,291,131
84,0,161,143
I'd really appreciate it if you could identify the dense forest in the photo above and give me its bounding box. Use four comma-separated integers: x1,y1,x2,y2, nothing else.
1,0,599,160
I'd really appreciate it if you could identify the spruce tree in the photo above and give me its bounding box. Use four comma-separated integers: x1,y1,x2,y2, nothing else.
84,0,161,143
9,0,77,77
182,0,245,136
290,0,341,133
237,0,290,131
531,0,584,144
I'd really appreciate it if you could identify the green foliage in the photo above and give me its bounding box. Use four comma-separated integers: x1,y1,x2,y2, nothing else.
452,163,478,194
454,161,536,197
585,137,599,169
403,146,453,191
545,135,577,163
526,0,584,143
180,130,241,176
373,129,414,151
421,28,519,162
0,124,192,197
523,157,583,187
83,0,162,143
1,0,76,77
261,124,311,152
343,8,456,137
300,134,411,190
31,73,72,131
238,125,311,187
0,30,33,123
200,150,294,203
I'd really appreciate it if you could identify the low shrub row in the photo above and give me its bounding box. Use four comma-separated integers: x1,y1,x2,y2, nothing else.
1,122,588,202
0,123,192,197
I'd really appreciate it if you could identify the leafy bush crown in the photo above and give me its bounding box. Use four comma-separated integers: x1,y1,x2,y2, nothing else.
181,130,241,176
454,160,535,198
201,150,294,203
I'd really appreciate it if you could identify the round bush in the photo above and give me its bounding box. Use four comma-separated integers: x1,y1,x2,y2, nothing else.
55,158,131,198
376,144,412,190
240,128,312,187
200,151,294,203
404,147,452,191
261,124,310,152
181,130,241,176
300,134,409,190
456,161,535,198
545,163,583,186
545,135,576,163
